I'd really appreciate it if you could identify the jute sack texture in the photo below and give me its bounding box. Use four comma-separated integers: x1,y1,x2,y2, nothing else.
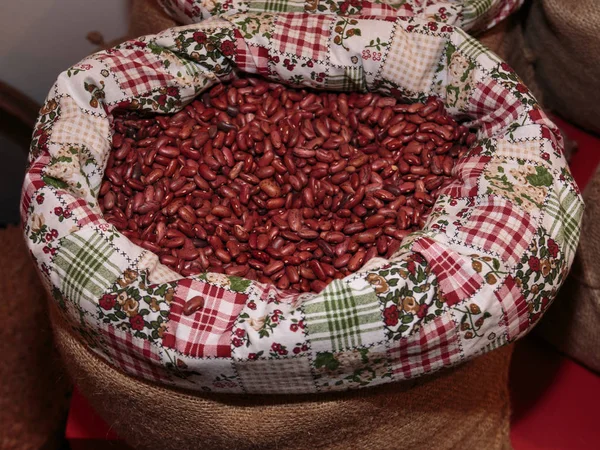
535,165,600,373
130,0,178,38
51,302,512,450
513,0,600,135
0,226,70,450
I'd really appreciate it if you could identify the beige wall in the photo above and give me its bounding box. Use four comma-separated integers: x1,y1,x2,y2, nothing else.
0,0,130,103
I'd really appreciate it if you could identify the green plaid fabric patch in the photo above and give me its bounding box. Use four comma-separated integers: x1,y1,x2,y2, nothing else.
303,279,384,352
247,0,305,13
327,66,367,92
543,185,583,263
457,29,500,63
463,0,494,19
54,232,122,305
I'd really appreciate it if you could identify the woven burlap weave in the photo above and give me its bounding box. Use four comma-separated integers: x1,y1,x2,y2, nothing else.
130,0,178,38
51,302,512,450
0,226,70,450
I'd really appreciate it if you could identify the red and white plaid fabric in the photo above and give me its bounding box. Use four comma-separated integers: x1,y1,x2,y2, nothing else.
162,279,248,357
469,79,521,135
441,155,491,198
413,238,484,306
527,108,565,155
21,153,51,218
486,0,524,30
459,197,536,266
97,49,175,97
358,3,397,16
528,108,560,136
389,315,460,379
273,14,332,62
233,29,255,73
62,196,104,228
234,34,270,76
100,324,169,382
494,275,529,340
22,2,579,395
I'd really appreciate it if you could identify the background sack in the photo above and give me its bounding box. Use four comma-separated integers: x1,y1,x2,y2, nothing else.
535,165,600,373
0,226,70,450
507,0,600,135
130,0,178,38
51,302,513,450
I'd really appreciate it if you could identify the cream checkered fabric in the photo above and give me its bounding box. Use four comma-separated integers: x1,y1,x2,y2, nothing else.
138,250,183,284
381,27,446,93
495,138,544,162
50,96,110,165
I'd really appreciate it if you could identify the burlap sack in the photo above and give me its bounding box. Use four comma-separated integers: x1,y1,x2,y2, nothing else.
0,226,71,450
50,302,512,450
24,2,579,447
514,0,600,135
70,7,514,449
535,165,600,373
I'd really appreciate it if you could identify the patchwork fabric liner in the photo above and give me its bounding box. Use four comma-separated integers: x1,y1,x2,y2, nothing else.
159,0,523,34
22,0,583,394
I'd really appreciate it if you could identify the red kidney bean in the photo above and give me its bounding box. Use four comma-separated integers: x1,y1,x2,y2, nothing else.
225,265,249,277
333,253,351,269
183,295,205,316
343,222,365,234
284,266,299,284
264,260,284,276
347,250,366,272
298,228,319,240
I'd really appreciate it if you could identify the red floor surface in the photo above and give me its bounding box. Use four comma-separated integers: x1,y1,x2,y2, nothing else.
510,338,600,450
555,116,600,190
66,116,600,449
66,388,129,450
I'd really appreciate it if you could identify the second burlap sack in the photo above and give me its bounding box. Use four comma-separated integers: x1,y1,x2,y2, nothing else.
510,0,600,135
54,3,519,449
0,226,71,450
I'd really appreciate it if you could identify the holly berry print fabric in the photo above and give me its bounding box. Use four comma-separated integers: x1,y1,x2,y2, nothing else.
22,0,582,394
